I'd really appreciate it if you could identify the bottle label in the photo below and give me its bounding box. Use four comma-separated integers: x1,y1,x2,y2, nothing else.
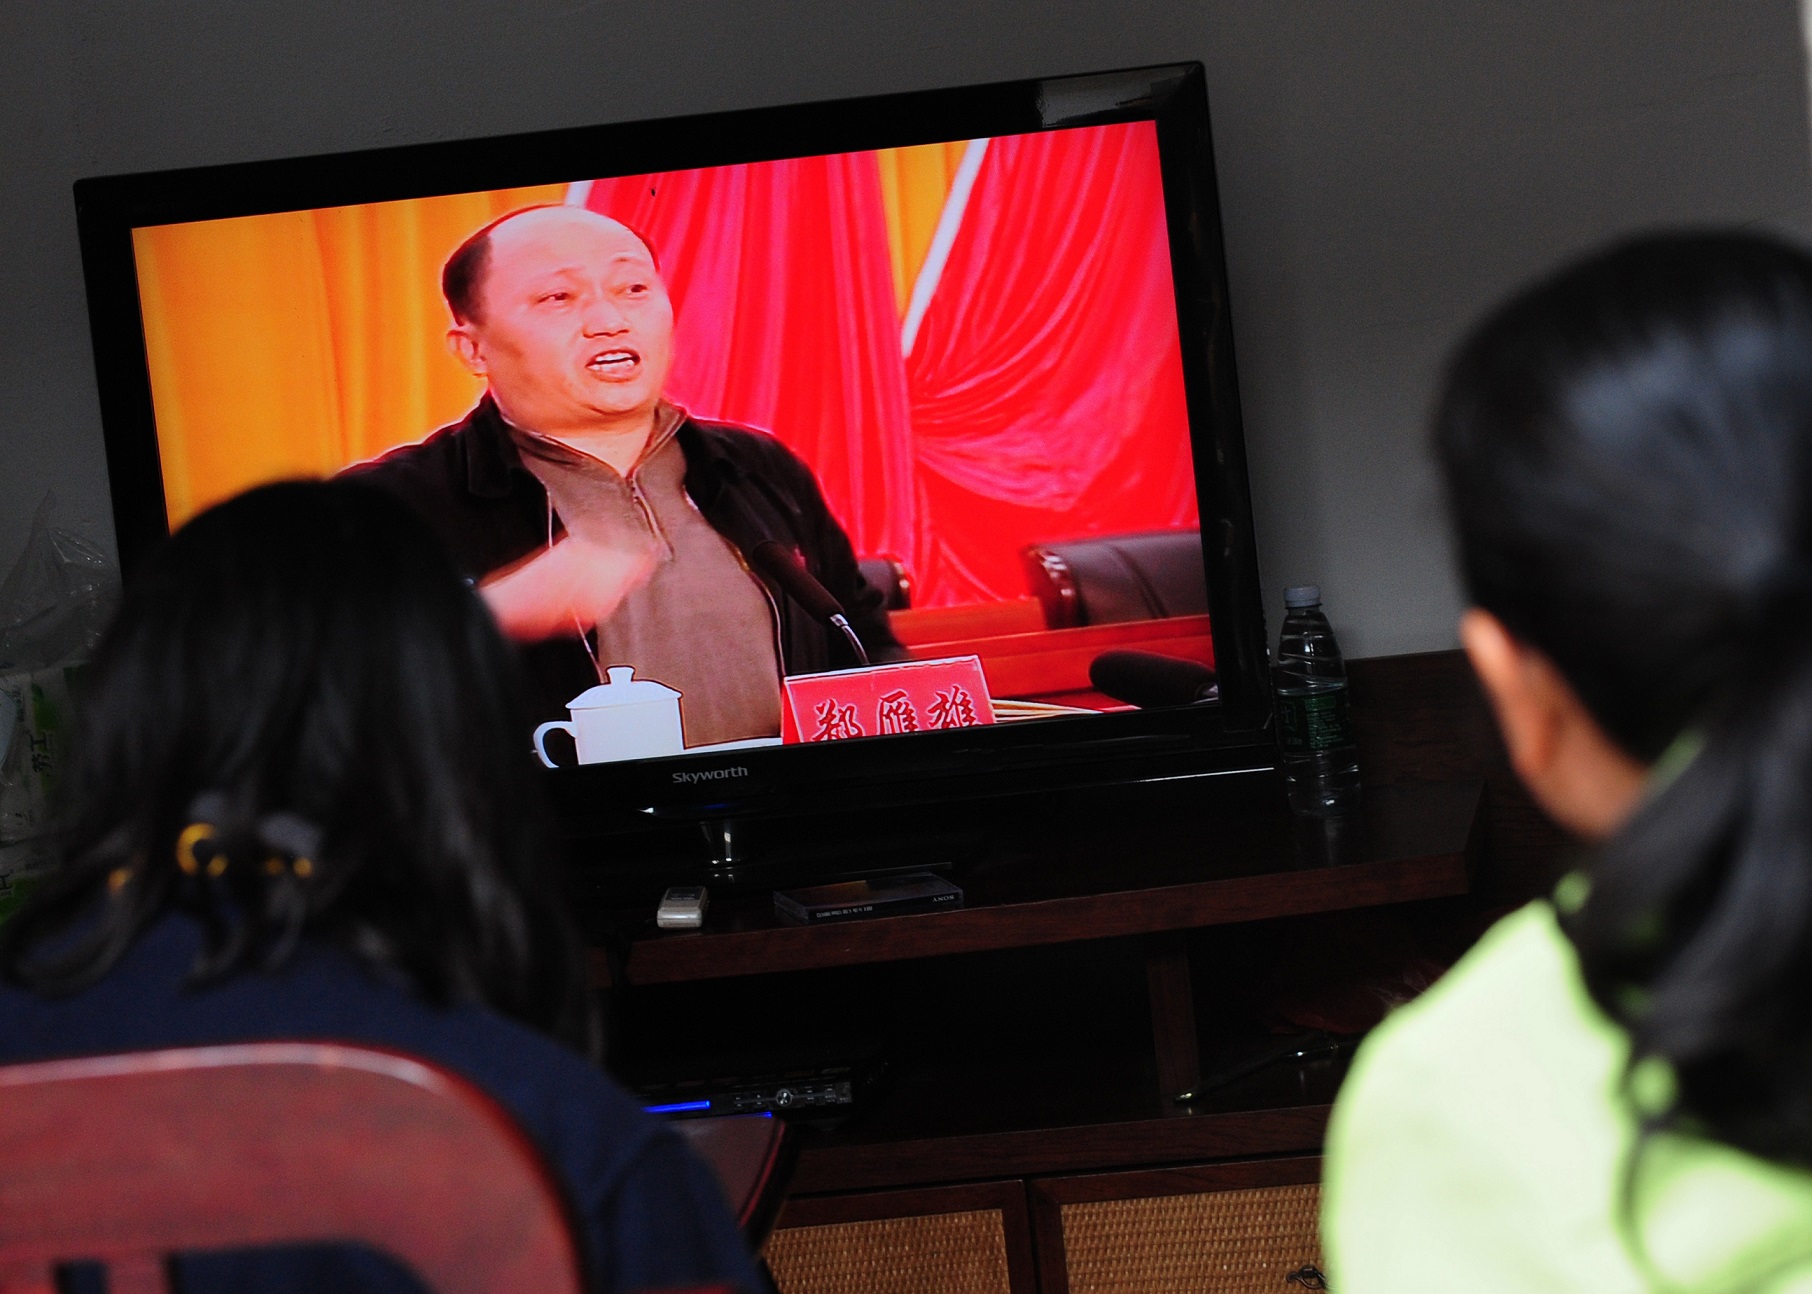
1275,684,1353,755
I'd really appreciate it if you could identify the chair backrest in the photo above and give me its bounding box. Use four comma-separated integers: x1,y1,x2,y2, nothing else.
673,1114,796,1253
0,1042,585,1294
1023,529,1208,628
856,555,914,611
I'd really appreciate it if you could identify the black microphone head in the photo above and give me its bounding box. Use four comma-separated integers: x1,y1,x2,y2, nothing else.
749,540,845,623
1088,649,1218,708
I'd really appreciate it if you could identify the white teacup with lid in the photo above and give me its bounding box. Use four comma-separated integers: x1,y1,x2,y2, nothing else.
533,666,685,767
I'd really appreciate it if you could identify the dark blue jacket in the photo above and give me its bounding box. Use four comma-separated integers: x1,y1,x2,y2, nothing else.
0,915,760,1294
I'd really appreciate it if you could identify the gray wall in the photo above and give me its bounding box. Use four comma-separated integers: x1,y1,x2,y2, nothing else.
3,0,1809,656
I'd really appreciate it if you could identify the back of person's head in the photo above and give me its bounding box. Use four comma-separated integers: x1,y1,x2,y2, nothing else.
0,480,590,1050
1436,230,1812,1164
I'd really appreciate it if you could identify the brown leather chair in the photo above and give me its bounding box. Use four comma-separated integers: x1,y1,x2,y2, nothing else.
0,1041,733,1294
856,555,914,611
1022,530,1207,628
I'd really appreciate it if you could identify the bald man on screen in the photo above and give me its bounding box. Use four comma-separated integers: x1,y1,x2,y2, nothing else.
346,205,899,745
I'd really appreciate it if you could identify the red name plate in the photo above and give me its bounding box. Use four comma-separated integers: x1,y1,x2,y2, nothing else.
781,656,997,744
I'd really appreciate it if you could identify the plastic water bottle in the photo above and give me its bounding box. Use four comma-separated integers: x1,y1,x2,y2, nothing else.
1273,585,1361,816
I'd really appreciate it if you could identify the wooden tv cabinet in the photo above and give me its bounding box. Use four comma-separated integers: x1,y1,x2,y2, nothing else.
588,650,1560,1293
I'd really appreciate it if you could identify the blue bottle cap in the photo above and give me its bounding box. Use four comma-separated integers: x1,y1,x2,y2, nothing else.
1284,584,1322,609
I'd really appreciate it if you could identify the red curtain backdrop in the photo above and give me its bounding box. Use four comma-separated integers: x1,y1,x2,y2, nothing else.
903,122,1196,605
586,122,1195,608
584,159,919,568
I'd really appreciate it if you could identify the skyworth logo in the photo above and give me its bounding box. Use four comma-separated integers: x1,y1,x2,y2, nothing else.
671,765,751,785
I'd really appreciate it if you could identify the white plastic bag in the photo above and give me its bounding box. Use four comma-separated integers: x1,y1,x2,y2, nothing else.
0,493,115,864
0,492,116,673
0,667,77,846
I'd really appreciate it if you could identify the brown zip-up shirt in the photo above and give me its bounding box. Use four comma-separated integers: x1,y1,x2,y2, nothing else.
344,396,902,728
511,403,784,748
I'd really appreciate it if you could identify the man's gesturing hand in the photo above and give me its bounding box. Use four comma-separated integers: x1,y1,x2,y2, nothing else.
480,537,659,641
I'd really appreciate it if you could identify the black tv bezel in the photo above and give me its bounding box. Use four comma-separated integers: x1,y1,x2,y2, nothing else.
74,62,1275,822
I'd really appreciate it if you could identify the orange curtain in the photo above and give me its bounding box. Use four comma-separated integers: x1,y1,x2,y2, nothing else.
135,185,564,527
874,142,969,317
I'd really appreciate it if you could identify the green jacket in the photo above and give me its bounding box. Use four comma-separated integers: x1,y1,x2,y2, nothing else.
1323,901,1812,1293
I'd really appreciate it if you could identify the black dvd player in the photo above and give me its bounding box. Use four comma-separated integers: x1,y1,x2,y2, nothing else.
638,1053,885,1121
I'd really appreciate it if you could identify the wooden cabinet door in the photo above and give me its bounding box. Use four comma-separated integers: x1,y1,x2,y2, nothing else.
1029,1158,1324,1294
767,1182,1038,1294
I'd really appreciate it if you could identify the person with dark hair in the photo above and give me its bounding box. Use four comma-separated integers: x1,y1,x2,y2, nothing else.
1322,231,1812,1290
347,204,899,753
0,480,760,1294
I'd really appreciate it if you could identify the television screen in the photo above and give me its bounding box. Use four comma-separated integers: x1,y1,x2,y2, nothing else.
127,124,1211,762
79,65,1272,813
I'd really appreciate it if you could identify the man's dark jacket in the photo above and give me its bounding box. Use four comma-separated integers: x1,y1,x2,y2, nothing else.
346,397,900,721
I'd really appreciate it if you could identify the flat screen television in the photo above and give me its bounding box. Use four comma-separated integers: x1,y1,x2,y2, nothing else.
74,63,1277,878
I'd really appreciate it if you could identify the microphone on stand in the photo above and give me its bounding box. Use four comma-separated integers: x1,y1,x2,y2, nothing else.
1088,650,1218,708
749,541,871,666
